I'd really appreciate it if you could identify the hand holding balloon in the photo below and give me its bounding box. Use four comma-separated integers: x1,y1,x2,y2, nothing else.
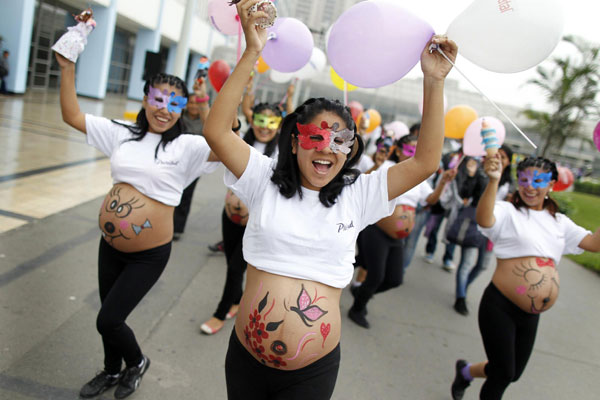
235,0,269,56
421,35,457,82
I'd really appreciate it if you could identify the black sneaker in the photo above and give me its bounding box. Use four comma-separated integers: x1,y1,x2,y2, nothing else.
454,298,469,316
79,370,121,398
451,359,471,400
114,356,150,399
208,240,224,253
348,308,370,329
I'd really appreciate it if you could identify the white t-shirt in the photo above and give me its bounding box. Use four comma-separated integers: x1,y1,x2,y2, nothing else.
395,180,433,208
224,147,398,288
478,201,590,264
356,154,374,173
496,182,510,201
85,114,219,206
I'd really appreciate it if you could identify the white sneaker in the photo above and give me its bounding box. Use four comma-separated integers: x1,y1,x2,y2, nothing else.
442,259,456,271
423,253,434,264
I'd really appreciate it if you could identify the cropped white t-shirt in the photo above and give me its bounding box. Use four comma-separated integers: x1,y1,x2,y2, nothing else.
85,114,219,206
380,162,433,208
224,147,398,288
478,201,590,264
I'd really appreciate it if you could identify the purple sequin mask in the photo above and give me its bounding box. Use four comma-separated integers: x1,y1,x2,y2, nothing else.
147,86,188,114
517,169,553,189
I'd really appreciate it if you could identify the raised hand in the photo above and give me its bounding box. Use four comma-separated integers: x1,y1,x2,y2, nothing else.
55,52,74,69
420,35,458,81
236,0,269,56
483,154,502,181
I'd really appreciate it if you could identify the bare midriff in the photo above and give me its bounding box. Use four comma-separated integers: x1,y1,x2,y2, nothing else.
376,204,416,239
98,183,174,253
224,189,249,226
234,265,342,371
492,256,560,314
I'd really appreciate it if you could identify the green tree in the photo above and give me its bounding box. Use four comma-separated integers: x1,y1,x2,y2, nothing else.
522,35,600,157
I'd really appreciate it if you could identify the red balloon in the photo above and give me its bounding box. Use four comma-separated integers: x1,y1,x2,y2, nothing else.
208,60,231,92
348,101,363,122
553,167,574,192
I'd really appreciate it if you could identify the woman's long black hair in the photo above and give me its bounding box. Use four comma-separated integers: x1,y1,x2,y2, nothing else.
498,144,514,187
243,102,282,157
511,156,559,217
112,73,189,158
271,97,364,207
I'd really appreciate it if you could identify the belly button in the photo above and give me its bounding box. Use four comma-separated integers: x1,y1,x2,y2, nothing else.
104,222,115,233
543,297,550,304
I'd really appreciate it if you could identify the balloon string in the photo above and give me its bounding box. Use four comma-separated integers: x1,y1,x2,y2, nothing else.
433,46,537,150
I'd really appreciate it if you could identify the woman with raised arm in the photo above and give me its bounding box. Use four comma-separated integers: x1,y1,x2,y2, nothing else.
203,1,456,398
55,51,220,399
450,155,600,400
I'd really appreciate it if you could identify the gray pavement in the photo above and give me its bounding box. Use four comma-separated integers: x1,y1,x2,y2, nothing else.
1,166,599,399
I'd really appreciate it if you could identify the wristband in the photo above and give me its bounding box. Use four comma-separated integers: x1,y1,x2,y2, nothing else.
232,118,242,132
195,95,209,103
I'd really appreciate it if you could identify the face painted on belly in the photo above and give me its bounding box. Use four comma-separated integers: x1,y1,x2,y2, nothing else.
100,187,150,244
512,258,559,314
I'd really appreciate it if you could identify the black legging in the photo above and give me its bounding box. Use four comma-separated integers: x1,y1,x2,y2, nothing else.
214,209,247,321
351,224,405,312
478,283,540,399
96,238,171,374
173,178,199,234
225,330,340,400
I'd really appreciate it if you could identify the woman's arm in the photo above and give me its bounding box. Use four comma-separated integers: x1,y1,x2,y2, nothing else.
56,53,86,133
578,229,600,252
426,169,456,205
476,155,502,227
285,82,295,114
203,0,268,178
241,74,255,123
193,80,210,124
387,36,457,200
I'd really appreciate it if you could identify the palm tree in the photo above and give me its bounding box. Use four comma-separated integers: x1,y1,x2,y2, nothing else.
522,35,600,157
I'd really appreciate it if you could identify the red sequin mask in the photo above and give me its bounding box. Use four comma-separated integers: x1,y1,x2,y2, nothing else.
296,121,355,155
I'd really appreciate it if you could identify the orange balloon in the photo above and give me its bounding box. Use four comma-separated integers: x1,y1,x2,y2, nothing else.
257,56,270,74
444,105,478,139
357,109,381,133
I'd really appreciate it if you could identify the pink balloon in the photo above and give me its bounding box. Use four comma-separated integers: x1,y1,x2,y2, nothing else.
207,0,239,36
348,101,363,121
594,121,600,152
263,18,313,73
463,117,506,157
384,121,409,140
328,0,434,88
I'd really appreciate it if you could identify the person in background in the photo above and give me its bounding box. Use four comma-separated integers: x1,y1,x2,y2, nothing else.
0,50,9,94
173,79,217,240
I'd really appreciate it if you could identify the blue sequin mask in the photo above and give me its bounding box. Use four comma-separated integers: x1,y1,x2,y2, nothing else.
147,86,188,114
517,169,553,189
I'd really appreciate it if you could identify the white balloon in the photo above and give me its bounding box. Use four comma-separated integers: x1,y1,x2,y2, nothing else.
446,0,565,73
270,69,294,84
295,48,327,80
324,25,333,52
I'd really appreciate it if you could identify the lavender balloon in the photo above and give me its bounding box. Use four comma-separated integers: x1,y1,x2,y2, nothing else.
263,18,313,73
327,0,434,88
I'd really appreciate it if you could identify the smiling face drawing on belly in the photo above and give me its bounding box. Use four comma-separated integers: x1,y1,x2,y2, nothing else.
512,257,560,314
99,186,151,244
225,190,249,226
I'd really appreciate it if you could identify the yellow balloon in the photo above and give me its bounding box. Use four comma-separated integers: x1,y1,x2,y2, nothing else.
358,109,381,133
444,105,478,139
257,56,270,74
330,67,357,92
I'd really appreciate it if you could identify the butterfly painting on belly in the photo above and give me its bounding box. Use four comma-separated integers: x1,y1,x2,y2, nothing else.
285,284,328,327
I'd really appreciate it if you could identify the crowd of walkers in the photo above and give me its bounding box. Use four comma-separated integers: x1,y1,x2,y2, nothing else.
53,1,600,399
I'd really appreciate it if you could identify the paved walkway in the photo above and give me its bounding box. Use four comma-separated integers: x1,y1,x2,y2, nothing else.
1,92,599,399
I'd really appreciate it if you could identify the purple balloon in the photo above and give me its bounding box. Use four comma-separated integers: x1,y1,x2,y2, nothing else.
594,121,600,152
263,18,313,73
328,0,434,88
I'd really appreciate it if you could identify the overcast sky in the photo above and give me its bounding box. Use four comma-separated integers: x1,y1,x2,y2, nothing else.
395,0,599,110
